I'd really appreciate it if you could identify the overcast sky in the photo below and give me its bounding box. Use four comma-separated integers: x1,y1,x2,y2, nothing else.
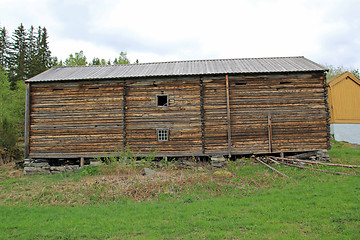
1,0,359,67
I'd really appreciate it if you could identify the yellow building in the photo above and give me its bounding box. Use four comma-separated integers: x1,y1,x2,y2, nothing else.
327,72,360,144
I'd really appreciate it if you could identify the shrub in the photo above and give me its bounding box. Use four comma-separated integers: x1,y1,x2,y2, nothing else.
0,70,25,162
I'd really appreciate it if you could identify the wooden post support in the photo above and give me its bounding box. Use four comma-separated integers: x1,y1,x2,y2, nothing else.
225,75,232,157
80,157,84,167
123,79,127,150
267,113,273,153
199,77,205,154
24,83,30,159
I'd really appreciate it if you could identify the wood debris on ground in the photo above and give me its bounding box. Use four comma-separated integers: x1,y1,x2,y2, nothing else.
253,155,360,178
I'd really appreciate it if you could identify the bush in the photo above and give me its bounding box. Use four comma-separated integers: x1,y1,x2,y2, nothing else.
0,117,18,148
81,165,100,176
0,69,26,162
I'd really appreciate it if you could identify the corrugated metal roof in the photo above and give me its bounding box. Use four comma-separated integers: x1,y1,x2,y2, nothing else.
26,56,327,82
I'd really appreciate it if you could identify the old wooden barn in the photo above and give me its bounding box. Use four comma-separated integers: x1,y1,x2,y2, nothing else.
24,56,330,160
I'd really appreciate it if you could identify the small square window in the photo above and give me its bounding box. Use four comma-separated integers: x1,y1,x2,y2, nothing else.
157,94,168,107
157,128,169,141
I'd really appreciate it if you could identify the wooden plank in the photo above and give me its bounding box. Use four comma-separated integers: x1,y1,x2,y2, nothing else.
255,157,290,178
24,83,31,159
226,75,232,157
268,113,272,153
123,79,127,150
200,77,205,154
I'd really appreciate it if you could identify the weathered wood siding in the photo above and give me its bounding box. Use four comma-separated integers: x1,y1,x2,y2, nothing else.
229,73,328,153
29,81,124,158
28,72,329,159
125,77,202,155
203,76,228,155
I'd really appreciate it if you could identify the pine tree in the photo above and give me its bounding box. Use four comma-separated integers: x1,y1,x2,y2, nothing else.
0,26,9,70
8,23,27,88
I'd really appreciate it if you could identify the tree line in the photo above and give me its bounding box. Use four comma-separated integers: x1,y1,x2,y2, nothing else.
325,65,360,79
0,23,52,89
56,50,134,66
0,24,134,87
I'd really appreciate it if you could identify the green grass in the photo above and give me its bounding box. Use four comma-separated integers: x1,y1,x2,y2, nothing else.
1,175,359,239
328,140,360,165
0,141,359,239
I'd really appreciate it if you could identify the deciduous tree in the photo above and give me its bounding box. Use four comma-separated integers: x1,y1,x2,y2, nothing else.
113,51,130,65
64,50,87,66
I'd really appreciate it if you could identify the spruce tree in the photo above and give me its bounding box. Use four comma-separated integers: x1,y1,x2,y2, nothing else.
8,23,27,88
26,25,38,78
38,27,52,72
0,26,9,70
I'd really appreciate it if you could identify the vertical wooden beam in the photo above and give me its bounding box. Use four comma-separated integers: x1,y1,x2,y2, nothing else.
24,83,30,159
122,79,127,150
199,77,205,154
267,113,273,153
225,75,232,157
80,157,84,167
322,73,331,150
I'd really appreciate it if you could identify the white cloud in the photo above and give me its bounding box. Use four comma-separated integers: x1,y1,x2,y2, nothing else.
1,0,360,67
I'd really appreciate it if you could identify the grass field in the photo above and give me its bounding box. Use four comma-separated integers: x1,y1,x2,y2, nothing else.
0,141,359,239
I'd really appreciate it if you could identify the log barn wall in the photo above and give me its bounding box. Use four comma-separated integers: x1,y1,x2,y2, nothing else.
228,72,328,154
27,72,329,159
29,81,124,158
125,77,203,155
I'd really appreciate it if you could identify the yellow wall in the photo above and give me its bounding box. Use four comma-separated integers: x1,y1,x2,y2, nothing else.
328,72,360,123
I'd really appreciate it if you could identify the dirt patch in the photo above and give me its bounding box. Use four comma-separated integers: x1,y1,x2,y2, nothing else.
0,162,23,180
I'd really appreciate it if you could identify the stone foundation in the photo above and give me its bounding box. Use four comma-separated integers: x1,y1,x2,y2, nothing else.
24,161,80,175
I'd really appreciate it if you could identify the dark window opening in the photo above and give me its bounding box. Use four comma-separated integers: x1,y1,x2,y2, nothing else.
52,88,63,91
157,95,168,107
157,128,169,141
280,81,292,84
88,87,99,90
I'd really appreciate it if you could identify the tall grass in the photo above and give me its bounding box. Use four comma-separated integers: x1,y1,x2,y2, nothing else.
92,147,158,172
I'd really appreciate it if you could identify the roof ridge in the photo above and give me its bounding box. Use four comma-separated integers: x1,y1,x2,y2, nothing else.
53,56,307,69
